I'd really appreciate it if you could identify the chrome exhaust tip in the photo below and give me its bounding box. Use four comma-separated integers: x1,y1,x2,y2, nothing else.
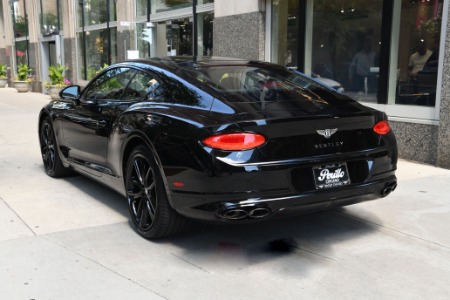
219,209,248,220
217,203,272,220
248,207,271,219
381,182,397,196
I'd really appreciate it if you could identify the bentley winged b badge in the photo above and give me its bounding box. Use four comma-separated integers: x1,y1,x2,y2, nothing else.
317,128,338,139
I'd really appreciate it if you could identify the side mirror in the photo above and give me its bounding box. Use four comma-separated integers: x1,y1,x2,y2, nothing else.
60,85,81,101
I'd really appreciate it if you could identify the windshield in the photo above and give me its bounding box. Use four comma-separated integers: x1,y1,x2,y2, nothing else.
179,64,349,107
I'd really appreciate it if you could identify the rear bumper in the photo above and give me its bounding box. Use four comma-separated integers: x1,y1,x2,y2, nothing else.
165,149,397,222
170,176,396,222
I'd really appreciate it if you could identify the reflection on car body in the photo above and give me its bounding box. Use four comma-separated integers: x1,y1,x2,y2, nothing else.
38,56,398,239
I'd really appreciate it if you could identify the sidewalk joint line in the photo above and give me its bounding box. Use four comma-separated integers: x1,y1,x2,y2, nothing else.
40,235,169,299
170,252,212,274
0,195,37,236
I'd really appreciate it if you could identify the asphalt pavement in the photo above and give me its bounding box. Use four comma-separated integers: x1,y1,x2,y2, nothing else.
1,87,450,299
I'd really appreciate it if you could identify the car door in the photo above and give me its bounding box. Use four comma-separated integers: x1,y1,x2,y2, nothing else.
62,67,136,172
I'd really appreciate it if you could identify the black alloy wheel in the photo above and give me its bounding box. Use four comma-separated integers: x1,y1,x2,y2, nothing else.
126,145,188,239
40,118,68,177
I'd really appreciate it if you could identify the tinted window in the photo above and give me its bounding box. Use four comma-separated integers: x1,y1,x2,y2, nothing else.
148,70,213,109
181,65,346,105
123,71,159,101
84,68,135,101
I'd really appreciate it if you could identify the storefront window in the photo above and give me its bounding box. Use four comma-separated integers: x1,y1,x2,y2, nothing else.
11,0,29,67
136,0,147,16
394,0,443,107
166,18,193,56
82,0,117,25
153,19,193,57
271,0,444,110
151,0,192,14
199,13,214,56
137,23,155,58
136,1,213,58
11,0,27,38
309,0,383,102
39,0,61,36
77,0,118,80
15,40,28,65
78,28,116,80
271,0,299,68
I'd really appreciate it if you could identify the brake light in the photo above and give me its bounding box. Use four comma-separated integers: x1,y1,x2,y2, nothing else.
202,133,266,150
373,120,391,135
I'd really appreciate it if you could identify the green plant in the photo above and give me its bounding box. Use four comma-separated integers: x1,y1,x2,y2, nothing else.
16,63,32,81
48,64,67,86
87,64,108,80
0,64,7,79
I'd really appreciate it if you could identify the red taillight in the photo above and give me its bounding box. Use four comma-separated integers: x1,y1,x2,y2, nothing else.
202,133,266,150
373,120,391,135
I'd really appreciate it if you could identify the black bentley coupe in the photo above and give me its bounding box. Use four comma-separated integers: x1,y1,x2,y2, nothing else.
38,57,398,239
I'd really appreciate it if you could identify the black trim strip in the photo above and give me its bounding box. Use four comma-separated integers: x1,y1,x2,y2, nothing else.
193,0,198,56
298,0,307,72
378,0,394,104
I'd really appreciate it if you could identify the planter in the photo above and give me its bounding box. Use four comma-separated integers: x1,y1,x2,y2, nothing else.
14,81,31,93
47,85,64,99
0,78,7,88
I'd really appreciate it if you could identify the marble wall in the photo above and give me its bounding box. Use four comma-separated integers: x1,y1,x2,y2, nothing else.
436,8,450,169
390,121,438,165
213,11,265,60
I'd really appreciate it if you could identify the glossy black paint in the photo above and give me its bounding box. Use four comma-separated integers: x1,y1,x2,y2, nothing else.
38,56,397,224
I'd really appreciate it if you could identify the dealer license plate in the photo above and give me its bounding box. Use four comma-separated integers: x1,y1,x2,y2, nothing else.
313,163,351,189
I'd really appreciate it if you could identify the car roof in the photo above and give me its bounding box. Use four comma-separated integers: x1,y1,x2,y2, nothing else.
126,56,266,72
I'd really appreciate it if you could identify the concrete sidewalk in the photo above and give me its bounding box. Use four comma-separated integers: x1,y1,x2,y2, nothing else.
1,87,450,299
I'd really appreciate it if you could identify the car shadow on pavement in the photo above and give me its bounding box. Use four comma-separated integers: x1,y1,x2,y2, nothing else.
59,172,380,268
155,207,380,269
62,174,129,216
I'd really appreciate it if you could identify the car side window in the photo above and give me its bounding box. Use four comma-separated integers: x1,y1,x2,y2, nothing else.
84,68,135,101
148,72,205,107
123,71,159,101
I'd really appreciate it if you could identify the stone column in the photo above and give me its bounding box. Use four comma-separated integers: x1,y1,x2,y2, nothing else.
0,0,14,85
437,2,450,168
213,0,265,60
26,0,42,92
62,0,78,84
116,0,135,62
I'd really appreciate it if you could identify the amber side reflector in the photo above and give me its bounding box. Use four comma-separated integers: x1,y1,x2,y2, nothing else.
373,120,391,135
202,133,266,151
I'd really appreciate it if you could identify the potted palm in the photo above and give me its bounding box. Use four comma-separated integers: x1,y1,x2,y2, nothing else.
0,64,8,88
13,63,32,92
46,64,70,99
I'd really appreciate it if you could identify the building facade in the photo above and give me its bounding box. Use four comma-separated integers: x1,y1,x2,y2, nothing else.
1,0,450,167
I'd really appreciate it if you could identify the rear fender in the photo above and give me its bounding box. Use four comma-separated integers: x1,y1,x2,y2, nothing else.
121,131,176,209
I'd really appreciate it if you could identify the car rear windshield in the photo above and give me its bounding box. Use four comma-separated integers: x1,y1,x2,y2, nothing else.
179,64,349,106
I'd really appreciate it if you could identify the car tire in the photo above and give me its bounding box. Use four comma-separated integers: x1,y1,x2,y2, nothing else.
39,118,70,177
126,145,188,239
